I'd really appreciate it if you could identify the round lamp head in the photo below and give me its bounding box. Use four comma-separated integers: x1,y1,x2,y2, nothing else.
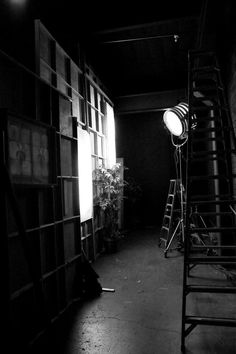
163,102,189,139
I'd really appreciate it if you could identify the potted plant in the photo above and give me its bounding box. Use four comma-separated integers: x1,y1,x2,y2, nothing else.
94,163,128,253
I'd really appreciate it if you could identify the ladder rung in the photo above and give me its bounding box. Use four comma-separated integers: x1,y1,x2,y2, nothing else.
189,199,236,205
191,105,223,112
192,85,223,92
194,211,233,216
186,285,236,294
189,156,226,163
187,256,236,265
190,226,236,232
192,66,220,73
190,50,216,57
192,115,221,122
185,316,236,327
192,137,224,143
192,127,232,134
161,226,169,231
189,175,233,181
163,215,171,219
190,193,230,200
191,245,236,250
191,149,236,156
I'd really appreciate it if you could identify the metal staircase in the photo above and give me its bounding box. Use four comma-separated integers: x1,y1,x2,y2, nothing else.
181,50,236,351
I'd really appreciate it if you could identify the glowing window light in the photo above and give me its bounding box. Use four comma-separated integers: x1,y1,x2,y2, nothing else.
78,128,93,222
106,103,116,168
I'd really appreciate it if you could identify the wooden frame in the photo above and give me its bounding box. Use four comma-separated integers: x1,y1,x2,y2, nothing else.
1,110,57,185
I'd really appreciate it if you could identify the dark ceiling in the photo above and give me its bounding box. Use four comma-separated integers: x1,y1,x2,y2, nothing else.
1,0,204,98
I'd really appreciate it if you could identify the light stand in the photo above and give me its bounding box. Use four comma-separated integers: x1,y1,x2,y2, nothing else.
162,101,193,257
163,140,186,257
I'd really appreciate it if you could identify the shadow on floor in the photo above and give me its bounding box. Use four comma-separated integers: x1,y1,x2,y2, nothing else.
29,227,236,354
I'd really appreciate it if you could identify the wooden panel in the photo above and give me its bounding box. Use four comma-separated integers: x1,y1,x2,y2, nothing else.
54,182,63,221
71,62,79,91
60,138,72,176
56,46,67,94
43,274,58,318
63,222,76,261
39,27,51,64
8,115,55,185
37,81,51,124
38,188,54,225
65,262,77,303
57,76,67,95
6,199,18,234
13,188,39,229
57,269,66,310
8,235,31,293
40,227,56,275
40,61,51,84
72,180,80,215
72,91,80,119
10,287,43,344
56,46,66,79
63,179,73,217
87,234,95,262
59,95,72,136
55,224,64,265
8,120,32,179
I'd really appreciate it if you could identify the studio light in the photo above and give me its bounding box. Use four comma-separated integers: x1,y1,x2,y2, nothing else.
163,102,189,139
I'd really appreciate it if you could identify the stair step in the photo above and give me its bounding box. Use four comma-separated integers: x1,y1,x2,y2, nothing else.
186,285,236,294
185,316,236,327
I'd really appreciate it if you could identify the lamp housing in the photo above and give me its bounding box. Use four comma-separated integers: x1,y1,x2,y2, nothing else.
163,102,189,139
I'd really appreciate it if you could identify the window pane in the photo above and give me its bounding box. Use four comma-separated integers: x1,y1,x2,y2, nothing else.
90,84,95,106
90,131,96,155
97,136,103,157
91,108,96,129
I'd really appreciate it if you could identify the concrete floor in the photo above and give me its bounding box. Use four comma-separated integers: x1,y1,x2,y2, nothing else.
30,228,236,354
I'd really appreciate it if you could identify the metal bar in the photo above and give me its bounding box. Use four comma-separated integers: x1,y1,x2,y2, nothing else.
102,34,179,44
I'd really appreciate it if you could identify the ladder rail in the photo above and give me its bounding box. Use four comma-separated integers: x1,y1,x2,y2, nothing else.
181,50,236,352
159,179,184,257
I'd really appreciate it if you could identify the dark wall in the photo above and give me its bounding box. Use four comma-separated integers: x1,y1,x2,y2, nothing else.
199,0,236,192
116,111,175,229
